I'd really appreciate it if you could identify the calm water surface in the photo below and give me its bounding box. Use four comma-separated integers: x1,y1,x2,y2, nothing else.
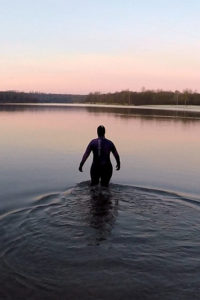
0,104,200,299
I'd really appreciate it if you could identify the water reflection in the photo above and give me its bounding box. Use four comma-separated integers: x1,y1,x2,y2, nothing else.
1,104,200,122
0,104,84,114
1,184,200,299
88,186,118,244
85,106,200,122
0,103,200,214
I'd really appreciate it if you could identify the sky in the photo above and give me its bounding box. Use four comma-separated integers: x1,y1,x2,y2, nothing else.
0,0,200,94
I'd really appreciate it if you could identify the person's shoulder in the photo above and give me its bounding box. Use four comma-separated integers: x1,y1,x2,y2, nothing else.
91,138,98,142
105,138,114,146
89,138,98,145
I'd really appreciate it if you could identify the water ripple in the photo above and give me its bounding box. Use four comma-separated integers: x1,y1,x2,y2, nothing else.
0,183,200,299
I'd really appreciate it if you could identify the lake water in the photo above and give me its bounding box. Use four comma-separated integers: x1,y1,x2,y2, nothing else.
0,104,200,299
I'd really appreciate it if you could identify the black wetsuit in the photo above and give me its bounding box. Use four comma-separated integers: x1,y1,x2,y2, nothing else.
80,137,120,186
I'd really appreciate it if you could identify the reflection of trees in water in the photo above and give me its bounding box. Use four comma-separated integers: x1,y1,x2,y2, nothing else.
0,104,200,123
88,188,118,244
0,104,85,114
85,106,200,123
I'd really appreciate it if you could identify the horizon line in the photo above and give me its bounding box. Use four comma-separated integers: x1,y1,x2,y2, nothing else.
1,88,200,95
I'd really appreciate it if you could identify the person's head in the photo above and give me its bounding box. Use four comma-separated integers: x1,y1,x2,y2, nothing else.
97,125,105,137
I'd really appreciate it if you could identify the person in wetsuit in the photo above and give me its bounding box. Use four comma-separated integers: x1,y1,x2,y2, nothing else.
79,125,120,187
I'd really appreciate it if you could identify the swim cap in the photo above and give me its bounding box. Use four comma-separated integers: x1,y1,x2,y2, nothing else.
97,125,105,137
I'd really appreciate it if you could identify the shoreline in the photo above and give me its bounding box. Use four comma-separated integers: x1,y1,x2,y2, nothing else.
1,102,200,113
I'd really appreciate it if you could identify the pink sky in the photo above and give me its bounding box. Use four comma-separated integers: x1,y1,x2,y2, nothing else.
1,1,200,94
1,51,199,94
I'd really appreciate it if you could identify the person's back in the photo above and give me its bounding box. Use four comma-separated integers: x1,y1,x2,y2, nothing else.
79,125,120,187
89,137,116,165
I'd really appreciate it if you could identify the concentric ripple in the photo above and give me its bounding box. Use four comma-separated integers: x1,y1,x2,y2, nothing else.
0,182,200,300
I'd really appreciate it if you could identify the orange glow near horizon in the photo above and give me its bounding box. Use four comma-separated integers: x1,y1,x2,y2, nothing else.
0,51,199,94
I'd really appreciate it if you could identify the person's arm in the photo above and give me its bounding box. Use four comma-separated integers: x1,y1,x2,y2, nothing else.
111,143,120,171
79,141,92,172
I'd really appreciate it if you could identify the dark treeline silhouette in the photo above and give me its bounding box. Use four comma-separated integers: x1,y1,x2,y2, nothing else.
85,90,200,106
0,91,86,104
1,90,200,106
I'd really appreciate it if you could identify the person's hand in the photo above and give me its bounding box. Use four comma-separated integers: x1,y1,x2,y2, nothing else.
116,164,120,171
79,165,83,172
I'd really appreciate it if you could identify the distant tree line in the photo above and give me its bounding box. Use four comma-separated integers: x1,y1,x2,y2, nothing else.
1,90,200,106
85,90,200,106
0,91,86,104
